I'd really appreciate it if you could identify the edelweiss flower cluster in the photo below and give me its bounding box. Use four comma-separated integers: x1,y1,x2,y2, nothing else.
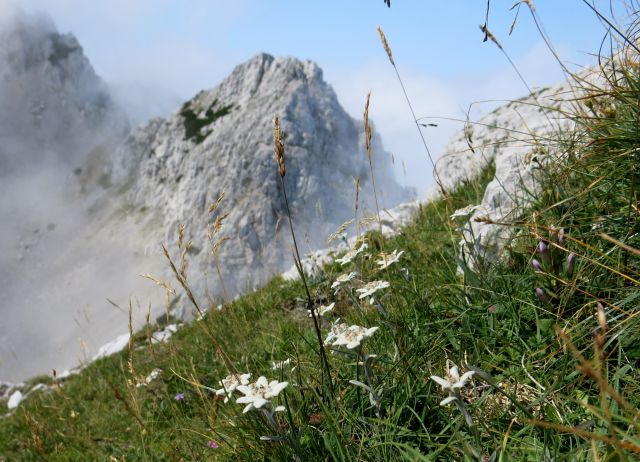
430,363,474,406
324,322,379,350
376,249,404,270
271,358,291,370
331,271,358,290
236,376,289,413
356,280,390,304
449,204,480,219
335,242,368,265
136,368,163,388
215,373,251,403
308,302,335,318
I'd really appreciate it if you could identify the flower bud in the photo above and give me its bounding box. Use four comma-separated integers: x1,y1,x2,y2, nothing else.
597,302,607,333
532,258,543,272
565,252,576,276
538,241,551,266
535,287,550,305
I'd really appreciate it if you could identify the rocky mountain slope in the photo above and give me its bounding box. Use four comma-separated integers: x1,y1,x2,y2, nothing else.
107,53,409,313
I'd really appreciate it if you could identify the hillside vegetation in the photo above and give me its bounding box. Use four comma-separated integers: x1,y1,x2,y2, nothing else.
2,10,640,462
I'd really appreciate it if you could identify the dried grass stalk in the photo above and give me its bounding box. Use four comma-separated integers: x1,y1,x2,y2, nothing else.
273,115,286,178
377,26,394,65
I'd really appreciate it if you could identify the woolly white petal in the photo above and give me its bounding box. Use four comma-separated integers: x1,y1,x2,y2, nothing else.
236,385,251,395
460,371,475,382
439,396,457,406
270,381,288,395
242,403,254,413
452,371,475,389
430,375,450,389
253,398,269,409
274,405,286,412
346,340,360,349
365,327,379,337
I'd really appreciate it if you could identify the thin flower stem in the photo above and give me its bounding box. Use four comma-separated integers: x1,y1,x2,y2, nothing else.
363,93,383,235
361,351,381,419
390,63,445,195
279,177,334,395
162,244,236,373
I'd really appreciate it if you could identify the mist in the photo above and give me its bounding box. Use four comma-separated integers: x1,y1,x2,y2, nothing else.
0,9,166,382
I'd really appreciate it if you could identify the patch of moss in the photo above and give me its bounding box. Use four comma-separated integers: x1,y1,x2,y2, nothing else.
180,99,233,143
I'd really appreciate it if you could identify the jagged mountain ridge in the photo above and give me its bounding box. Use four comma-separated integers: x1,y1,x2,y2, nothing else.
109,53,409,310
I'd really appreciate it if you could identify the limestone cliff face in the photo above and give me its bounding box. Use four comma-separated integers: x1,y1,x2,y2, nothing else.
0,12,127,174
110,53,409,309
435,77,582,264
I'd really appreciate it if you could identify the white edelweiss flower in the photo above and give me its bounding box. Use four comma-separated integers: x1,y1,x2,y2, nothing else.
309,302,335,317
331,272,358,290
215,373,251,403
335,242,368,265
430,363,474,406
324,322,379,350
323,320,348,346
356,280,390,303
236,376,289,413
271,359,291,370
449,204,480,219
376,249,404,270
136,368,163,388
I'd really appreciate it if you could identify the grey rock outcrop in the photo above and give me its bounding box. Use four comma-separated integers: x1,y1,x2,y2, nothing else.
435,77,582,264
109,53,409,311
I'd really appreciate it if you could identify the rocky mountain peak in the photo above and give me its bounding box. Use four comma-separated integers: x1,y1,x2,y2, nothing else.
109,53,409,311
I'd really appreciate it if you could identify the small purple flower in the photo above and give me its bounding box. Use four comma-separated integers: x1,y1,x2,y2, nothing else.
207,440,219,449
538,241,551,265
174,392,185,401
535,287,550,305
531,258,543,272
566,253,576,276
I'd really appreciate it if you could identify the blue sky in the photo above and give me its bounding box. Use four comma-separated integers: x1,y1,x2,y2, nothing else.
6,0,628,192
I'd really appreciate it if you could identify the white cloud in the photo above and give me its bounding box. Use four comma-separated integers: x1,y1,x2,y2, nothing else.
331,40,573,195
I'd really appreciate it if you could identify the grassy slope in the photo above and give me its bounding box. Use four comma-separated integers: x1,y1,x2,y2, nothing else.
1,62,640,462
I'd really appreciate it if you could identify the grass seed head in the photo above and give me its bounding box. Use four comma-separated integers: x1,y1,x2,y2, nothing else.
377,26,395,65
273,115,286,178
364,92,373,163
479,24,503,49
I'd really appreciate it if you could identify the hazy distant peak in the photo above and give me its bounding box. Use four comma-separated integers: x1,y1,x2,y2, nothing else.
0,11,128,174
